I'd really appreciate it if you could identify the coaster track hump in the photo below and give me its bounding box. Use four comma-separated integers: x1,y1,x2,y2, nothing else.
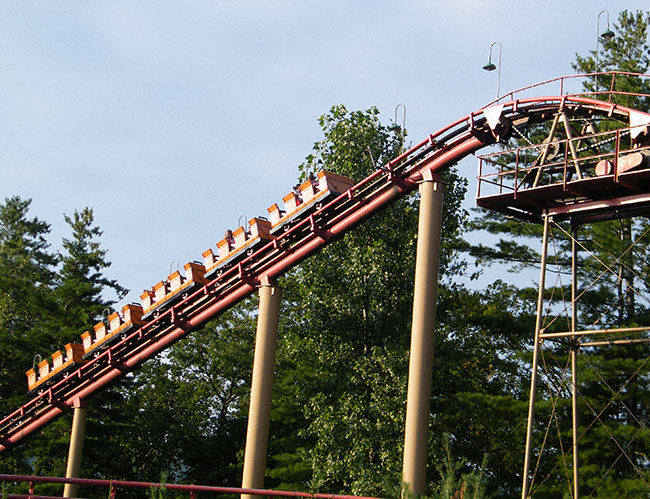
2,72,649,452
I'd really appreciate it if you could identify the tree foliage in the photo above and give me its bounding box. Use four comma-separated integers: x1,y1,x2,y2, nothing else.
574,10,650,109
0,196,58,473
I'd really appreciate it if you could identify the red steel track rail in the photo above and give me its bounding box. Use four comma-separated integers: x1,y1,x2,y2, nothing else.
1,73,649,452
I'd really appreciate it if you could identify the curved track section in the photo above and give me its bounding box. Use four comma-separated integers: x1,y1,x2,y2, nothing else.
1,75,648,452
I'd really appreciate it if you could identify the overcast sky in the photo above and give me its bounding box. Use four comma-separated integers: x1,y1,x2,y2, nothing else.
2,2,649,305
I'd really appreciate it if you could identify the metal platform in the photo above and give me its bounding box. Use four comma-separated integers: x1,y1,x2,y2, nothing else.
476,117,650,224
477,167,650,223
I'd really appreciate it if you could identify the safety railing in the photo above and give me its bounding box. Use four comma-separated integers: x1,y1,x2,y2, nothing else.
0,474,382,499
476,126,650,200
485,71,650,107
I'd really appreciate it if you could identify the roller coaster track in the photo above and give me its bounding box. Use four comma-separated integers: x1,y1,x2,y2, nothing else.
2,71,649,452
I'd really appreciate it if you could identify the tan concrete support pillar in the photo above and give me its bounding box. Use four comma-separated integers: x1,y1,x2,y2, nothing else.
402,178,444,496
241,283,282,499
63,399,88,498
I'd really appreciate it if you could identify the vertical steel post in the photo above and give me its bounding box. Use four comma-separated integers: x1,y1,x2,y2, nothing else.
571,223,580,499
521,214,550,499
241,284,282,499
63,399,88,498
402,178,444,496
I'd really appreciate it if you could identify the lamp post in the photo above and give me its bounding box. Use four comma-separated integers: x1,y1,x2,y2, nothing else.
483,41,502,99
389,103,406,153
595,10,615,91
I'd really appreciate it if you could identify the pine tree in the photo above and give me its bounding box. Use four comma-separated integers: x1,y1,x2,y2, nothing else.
574,9,650,109
54,207,127,342
0,196,58,474
0,204,130,481
0,196,58,410
468,10,650,496
28,207,129,481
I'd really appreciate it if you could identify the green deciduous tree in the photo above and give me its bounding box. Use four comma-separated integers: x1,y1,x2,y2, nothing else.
73,300,259,489
259,105,529,497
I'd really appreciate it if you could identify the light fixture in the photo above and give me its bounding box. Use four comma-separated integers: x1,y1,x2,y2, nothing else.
483,41,502,99
595,10,615,90
600,28,615,40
